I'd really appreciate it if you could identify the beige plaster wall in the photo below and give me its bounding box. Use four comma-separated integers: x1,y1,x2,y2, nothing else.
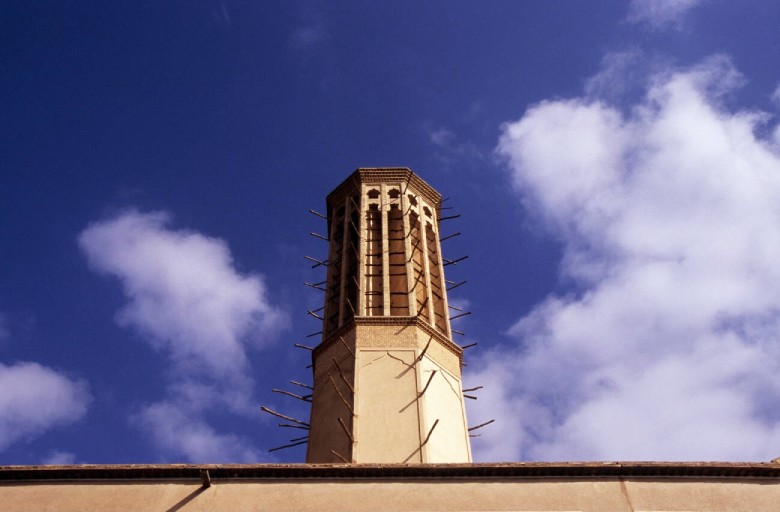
310,322,468,463
306,336,355,463
3,477,780,512
354,349,421,463
418,355,470,462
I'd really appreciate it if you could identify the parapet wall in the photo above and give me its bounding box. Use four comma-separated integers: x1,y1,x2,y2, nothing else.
2,462,780,512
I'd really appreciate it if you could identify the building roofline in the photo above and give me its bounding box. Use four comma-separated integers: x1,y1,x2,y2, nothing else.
2,462,780,482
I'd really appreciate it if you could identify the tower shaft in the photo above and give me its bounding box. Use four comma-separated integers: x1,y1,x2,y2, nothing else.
306,168,471,463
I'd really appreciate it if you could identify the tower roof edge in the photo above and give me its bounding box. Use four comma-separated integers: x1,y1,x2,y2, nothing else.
326,168,442,210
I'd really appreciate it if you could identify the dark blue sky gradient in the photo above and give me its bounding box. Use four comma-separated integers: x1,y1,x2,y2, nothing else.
1,1,778,463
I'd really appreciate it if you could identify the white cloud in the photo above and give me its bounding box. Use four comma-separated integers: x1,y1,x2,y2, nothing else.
471,57,780,462
430,127,456,147
0,362,91,452
79,210,286,380
771,83,780,107
136,401,261,463
584,50,644,101
426,125,488,166
41,450,77,465
79,210,287,461
627,0,704,28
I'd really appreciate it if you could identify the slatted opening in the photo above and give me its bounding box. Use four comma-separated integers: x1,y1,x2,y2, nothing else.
388,204,409,315
409,211,429,322
426,221,448,335
324,205,345,335
365,204,383,316
343,199,359,323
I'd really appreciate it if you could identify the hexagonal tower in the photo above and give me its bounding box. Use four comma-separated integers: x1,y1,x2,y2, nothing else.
306,168,471,463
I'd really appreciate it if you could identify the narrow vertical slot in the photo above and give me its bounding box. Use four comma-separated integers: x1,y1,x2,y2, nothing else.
343,198,360,324
426,222,448,335
365,204,383,316
325,205,345,336
388,204,409,315
409,211,429,322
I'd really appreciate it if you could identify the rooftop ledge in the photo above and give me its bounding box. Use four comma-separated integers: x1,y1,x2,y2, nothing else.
2,462,780,482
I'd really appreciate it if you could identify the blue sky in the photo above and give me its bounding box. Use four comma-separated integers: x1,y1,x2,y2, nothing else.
2,0,780,464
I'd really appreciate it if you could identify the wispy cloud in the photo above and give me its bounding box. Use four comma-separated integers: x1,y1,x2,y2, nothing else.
215,3,231,28
427,125,488,167
136,400,261,463
79,210,287,462
430,127,457,147
627,0,704,28
470,56,780,462
41,450,77,465
0,362,91,452
288,3,328,53
771,83,780,107
584,49,662,103
289,24,327,51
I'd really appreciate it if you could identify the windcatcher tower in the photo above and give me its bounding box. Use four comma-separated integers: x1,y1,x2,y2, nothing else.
306,168,471,463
